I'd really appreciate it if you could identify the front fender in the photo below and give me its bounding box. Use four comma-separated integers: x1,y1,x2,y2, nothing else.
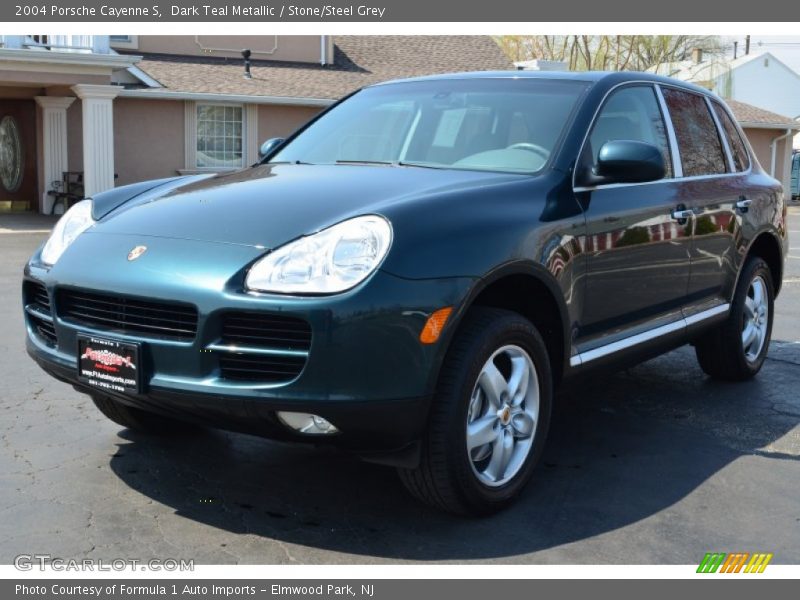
422,260,574,397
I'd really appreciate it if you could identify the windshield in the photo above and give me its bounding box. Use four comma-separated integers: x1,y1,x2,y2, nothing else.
270,78,589,175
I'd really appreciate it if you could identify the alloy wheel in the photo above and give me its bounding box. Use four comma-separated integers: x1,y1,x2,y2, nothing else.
465,344,540,487
742,275,769,363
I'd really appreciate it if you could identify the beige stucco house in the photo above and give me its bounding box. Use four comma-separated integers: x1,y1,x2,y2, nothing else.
1,35,797,214
725,100,799,199
0,35,511,214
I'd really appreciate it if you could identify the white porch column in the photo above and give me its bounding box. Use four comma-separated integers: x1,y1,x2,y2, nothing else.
71,84,121,197
245,104,259,165
34,96,75,214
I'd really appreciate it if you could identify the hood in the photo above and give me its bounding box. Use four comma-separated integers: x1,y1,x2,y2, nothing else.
91,164,524,249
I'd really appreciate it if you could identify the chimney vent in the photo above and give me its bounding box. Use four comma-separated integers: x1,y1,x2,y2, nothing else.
242,49,252,80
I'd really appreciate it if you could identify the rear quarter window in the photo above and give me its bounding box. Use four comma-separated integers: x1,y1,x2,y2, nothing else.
711,101,750,172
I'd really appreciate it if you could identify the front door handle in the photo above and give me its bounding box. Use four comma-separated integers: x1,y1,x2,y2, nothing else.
736,197,752,212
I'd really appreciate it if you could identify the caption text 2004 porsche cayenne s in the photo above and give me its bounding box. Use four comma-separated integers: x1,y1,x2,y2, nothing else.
23,71,787,515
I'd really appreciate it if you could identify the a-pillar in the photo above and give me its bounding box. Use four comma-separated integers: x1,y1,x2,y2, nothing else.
34,96,75,214
71,84,121,198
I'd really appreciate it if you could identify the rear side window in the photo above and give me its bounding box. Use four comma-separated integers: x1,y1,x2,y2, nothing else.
712,101,750,172
662,88,727,177
587,85,673,178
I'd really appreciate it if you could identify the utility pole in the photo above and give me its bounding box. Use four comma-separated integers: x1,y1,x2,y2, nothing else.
745,35,751,55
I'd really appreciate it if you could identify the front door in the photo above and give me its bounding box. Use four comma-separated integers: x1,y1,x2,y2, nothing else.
0,99,37,211
575,84,691,351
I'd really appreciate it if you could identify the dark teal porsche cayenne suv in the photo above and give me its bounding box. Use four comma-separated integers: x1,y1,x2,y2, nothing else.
24,71,787,514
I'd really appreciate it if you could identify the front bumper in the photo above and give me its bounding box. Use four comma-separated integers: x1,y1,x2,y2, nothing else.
24,232,475,462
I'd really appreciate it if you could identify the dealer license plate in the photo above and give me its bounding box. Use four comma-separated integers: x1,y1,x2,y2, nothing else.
77,334,141,394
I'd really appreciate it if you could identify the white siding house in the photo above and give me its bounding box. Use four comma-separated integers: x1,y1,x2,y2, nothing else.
651,51,800,149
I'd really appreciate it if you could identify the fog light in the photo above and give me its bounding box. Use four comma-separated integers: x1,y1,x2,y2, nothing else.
277,411,339,435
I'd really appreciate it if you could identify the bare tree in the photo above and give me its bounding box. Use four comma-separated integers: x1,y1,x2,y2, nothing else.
496,35,725,72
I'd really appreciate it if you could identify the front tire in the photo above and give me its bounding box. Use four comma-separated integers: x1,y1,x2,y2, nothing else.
695,256,774,381
398,308,553,516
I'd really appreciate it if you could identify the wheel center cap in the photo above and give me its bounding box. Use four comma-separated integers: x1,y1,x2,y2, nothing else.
499,405,511,425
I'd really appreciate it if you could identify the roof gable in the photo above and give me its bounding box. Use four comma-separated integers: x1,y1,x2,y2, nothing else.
127,35,513,101
652,51,800,86
726,98,800,129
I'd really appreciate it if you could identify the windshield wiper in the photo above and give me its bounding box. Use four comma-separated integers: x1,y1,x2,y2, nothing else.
397,161,447,170
335,160,395,166
333,159,449,170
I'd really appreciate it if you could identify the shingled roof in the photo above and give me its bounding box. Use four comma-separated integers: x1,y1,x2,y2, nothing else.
726,99,800,129
126,36,513,101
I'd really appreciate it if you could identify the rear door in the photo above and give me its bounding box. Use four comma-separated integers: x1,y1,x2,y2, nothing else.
660,88,751,315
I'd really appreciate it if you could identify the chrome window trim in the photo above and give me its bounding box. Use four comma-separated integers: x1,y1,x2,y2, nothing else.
572,80,752,193
570,303,730,367
573,169,750,193
705,95,735,174
654,84,683,178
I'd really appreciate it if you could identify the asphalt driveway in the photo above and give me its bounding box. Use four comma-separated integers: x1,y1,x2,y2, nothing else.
1,209,798,564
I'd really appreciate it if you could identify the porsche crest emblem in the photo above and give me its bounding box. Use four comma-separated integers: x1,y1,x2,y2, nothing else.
127,246,148,261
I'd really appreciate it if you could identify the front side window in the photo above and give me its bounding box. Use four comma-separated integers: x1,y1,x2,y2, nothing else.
196,104,244,169
712,101,750,172
662,88,727,177
585,85,673,178
270,78,589,175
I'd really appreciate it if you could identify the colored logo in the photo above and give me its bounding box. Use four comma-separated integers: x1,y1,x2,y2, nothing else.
697,552,773,573
81,347,136,370
127,245,147,261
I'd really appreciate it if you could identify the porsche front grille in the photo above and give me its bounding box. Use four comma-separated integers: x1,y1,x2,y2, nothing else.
57,289,199,341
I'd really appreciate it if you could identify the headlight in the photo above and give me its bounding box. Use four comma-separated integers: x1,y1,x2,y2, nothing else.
41,200,95,266
245,215,392,294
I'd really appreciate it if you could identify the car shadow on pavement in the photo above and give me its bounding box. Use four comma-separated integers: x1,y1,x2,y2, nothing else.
108,342,800,561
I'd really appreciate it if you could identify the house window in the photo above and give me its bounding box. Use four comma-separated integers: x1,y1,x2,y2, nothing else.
108,35,138,49
196,104,244,169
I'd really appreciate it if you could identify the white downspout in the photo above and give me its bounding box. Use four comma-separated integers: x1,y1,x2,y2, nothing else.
320,35,327,66
770,128,793,177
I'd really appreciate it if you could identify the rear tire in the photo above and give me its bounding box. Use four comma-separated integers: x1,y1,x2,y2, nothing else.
91,394,195,434
694,256,774,381
398,307,553,516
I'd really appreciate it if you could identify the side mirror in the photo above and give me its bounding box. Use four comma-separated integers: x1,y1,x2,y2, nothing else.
584,140,666,186
259,138,285,160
